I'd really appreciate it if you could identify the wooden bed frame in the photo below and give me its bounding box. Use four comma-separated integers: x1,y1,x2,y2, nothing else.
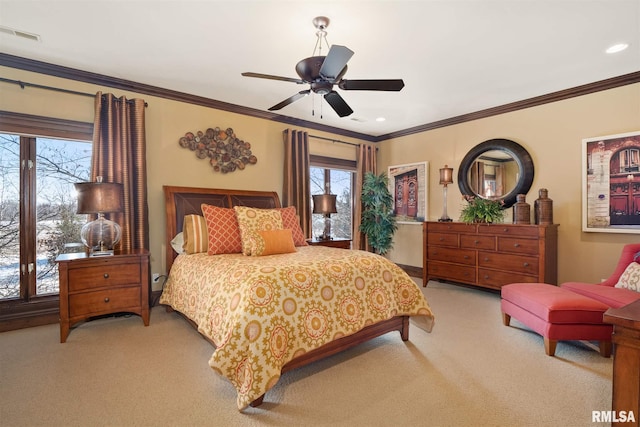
163,185,410,407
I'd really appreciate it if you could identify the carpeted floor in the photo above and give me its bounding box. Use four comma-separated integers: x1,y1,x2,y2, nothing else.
0,281,613,426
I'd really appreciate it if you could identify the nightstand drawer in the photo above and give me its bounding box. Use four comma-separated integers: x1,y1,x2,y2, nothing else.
69,287,141,317
68,263,141,292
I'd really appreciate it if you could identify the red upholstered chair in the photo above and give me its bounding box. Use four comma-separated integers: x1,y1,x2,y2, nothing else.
560,243,640,309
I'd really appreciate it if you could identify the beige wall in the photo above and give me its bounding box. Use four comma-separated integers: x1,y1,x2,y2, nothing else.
378,83,640,284
2,65,638,287
0,66,363,289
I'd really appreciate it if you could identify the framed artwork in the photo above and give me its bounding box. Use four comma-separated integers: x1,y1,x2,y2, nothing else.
582,130,640,234
388,161,428,224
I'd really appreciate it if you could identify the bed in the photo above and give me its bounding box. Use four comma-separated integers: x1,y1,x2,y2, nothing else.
160,185,434,410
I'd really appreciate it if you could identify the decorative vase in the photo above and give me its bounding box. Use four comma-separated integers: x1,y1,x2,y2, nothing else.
513,194,531,224
534,188,553,225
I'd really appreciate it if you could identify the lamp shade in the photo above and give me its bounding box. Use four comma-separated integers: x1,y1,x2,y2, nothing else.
312,194,338,215
75,181,124,214
439,165,454,185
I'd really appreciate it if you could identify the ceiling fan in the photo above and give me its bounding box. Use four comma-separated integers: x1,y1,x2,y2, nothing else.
242,16,405,118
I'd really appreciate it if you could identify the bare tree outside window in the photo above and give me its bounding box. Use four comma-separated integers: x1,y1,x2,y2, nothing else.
0,134,91,300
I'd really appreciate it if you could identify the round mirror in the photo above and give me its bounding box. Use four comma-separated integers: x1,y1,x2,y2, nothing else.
458,138,534,208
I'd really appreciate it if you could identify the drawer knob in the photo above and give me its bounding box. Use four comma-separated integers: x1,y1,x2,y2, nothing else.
439,237,444,241
514,243,520,247
523,262,530,267
484,257,489,261
474,240,479,245
104,297,110,303
503,228,508,232
103,273,109,279
464,255,470,259
484,275,489,279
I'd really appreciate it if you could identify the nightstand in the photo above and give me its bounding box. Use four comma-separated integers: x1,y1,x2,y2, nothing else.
56,249,150,343
307,238,352,249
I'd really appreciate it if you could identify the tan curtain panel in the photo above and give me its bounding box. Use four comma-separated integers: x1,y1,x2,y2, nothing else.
353,143,377,250
282,129,311,238
91,92,149,251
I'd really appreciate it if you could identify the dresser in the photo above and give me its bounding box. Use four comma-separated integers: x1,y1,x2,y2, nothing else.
422,221,558,290
56,249,150,342
603,300,640,427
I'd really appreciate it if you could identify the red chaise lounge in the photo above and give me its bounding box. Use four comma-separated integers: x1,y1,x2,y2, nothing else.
501,243,640,357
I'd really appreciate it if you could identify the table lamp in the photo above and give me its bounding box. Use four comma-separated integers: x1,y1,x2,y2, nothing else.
438,165,454,222
75,176,124,256
312,193,338,240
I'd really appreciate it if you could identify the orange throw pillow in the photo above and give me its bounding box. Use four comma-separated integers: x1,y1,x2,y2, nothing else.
252,229,297,256
201,204,243,255
277,206,308,246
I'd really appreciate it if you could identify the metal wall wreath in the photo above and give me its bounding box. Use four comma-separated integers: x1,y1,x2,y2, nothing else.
178,127,257,173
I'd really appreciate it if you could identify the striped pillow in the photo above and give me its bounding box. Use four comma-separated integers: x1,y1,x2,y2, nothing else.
182,214,208,254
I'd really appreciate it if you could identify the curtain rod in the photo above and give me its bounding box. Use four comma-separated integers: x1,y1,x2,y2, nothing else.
0,77,148,106
309,134,361,147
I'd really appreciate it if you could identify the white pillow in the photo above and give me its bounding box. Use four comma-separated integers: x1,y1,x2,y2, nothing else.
614,262,640,292
170,232,185,254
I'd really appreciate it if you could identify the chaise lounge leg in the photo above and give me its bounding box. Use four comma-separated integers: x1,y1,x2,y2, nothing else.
502,312,511,326
544,337,557,356
599,341,612,358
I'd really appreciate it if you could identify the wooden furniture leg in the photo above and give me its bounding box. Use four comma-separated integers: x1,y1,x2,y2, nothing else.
599,341,612,358
502,312,511,326
544,337,557,356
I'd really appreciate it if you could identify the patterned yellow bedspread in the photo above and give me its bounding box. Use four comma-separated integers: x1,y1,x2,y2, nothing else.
159,246,434,410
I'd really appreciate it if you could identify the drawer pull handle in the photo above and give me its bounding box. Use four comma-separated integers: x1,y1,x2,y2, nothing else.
439,237,444,241
104,297,110,303
464,255,470,259
523,262,530,267
514,243,520,247
484,257,489,261
103,273,109,279
484,275,489,279
503,228,508,232
474,240,479,245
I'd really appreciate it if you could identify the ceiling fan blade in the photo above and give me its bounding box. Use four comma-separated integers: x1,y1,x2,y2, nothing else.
242,72,305,84
324,91,354,117
319,45,354,81
267,90,311,111
338,79,405,91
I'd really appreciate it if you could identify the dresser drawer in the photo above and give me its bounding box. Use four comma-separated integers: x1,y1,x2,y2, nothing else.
428,232,459,247
69,287,141,318
477,268,539,289
427,222,476,233
477,224,539,237
68,263,141,292
428,246,475,265
427,261,476,284
478,251,539,275
497,237,539,255
460,234,495,250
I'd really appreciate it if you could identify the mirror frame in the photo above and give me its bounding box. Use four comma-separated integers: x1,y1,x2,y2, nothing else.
457,138,534,208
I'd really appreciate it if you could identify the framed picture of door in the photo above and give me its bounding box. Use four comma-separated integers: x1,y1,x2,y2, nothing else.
582,130,640,234
388,161,428,224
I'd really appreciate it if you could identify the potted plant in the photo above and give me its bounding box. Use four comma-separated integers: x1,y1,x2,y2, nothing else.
460,195,505,223
359,172,397,255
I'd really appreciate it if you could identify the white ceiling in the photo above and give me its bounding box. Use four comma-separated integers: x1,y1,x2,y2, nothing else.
1,0,638,137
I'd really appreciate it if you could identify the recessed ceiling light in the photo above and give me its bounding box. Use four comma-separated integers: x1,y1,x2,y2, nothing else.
375,117,386,122
606,43,629,54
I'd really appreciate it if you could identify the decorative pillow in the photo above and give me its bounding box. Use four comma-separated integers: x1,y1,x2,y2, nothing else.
614,262,640,292
234,206,284,255
170,232,185,254
251,229,296,256
182,214,208,254
277,206,308,246
200,204,243,255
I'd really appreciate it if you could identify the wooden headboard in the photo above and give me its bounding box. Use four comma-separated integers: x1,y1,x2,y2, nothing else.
163,186,281,271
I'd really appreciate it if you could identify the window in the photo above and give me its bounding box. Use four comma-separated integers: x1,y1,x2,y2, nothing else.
310,156,355,240
0,112,93,330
